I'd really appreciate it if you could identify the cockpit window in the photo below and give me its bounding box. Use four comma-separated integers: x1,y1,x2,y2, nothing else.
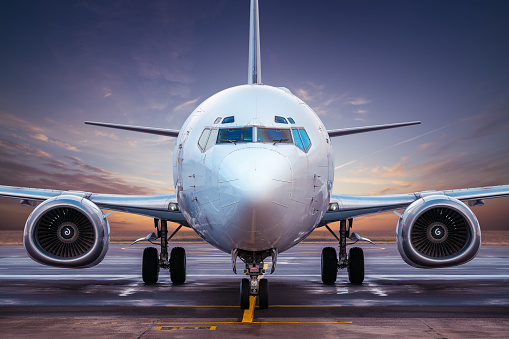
217,128,253,144
198,128,219,152
198,128,211,151
257,128,292,143
292,129,304,150
299,129,311,149
292,128,311,152
222,116,235,124
205,129,218,150
274,116,288,124
287,117,295,124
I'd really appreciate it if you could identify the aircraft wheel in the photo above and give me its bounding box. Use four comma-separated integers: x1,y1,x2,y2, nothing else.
240,278,250,309
321,247,338,284
259,278,269,309
348,247,364,284
170,247,186,284
142,247,159,284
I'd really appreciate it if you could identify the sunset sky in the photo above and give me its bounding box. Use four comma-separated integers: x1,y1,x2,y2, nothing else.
1,0,508,236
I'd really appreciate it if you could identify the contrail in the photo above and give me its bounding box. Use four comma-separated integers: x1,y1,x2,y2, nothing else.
334,123,456,170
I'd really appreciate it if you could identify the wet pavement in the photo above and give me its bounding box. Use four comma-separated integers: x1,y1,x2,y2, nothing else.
1,243,508,338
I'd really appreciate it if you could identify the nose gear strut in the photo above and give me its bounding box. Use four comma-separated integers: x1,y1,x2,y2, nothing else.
233,248,276,309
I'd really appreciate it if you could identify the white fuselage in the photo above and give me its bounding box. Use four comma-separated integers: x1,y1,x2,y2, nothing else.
173,85,333,253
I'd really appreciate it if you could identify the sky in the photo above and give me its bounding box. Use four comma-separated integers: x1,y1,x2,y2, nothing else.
1,0,508,236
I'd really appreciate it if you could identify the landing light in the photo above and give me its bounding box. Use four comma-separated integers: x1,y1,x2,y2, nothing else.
169,203,179,212
328,203,339,212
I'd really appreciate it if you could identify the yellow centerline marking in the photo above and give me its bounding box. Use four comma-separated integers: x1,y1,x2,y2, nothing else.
242,296,257,323
270,305,342,307
144,321,352,325
166,305,237,308
155,325,217,331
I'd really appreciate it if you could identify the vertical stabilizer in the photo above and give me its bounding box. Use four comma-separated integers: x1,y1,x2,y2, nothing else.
248,0,261,84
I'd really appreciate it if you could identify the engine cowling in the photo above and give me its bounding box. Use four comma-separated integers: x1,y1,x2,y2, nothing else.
24,195,110,268
396,195,481,268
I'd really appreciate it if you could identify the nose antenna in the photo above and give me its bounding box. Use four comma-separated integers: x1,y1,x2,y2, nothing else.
248,0,262,84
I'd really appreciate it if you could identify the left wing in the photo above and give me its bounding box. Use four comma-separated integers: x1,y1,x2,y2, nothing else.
320,184,509,225
0,185,187,225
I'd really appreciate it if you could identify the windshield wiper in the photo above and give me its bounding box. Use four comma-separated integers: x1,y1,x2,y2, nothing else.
273,138,288,145
225,139,237,145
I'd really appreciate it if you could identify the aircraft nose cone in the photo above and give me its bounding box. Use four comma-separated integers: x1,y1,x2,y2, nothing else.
218,148,292,245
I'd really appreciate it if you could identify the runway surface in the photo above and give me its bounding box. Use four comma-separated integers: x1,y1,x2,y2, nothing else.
1,243,508,338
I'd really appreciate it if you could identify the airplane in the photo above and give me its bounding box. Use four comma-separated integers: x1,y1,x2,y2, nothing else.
1,0,508,310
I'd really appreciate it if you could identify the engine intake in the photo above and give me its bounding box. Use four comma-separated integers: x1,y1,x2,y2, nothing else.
24,195,110,268
397,195,481,268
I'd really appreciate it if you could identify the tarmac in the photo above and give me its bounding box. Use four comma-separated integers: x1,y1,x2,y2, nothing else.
0,243,508,338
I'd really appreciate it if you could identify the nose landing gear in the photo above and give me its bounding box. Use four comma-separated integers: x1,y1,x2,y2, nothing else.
234,249,275,309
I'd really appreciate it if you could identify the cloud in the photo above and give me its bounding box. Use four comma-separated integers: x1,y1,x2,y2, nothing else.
103,88,112,97
0,138,156,195
173,97,200,113
292,83,347,116
346,97,372,105
0,112,44,132
353,109,368,114
94,131,120,140
30,134,80,152
461,111,509,139
0,138,53,158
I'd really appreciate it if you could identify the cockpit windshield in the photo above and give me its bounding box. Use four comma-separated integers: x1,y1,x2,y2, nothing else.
257,128,293,143
198,126,310,152
217,128,253,144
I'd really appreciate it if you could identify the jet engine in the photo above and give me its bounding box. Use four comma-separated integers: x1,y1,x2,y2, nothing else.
396,195,481,268
24,195,110,268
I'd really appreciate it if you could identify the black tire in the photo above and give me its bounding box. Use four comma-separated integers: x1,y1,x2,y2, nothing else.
170,247,186,284
259,278,269,309
321,247,338,284
348,247,364,284
240,278,250,309
142,247,159,284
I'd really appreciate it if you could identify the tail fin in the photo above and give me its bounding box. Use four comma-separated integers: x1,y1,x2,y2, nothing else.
248,0,262,84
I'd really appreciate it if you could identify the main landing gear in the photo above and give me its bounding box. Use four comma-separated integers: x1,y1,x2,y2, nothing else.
321,218,374,284
233,248,277,309
133,219,186,285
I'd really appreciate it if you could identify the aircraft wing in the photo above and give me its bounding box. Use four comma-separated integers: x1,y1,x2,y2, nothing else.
0,185,188,225
320,185,509,224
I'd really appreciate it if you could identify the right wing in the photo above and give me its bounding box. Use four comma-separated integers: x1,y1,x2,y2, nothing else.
0,185,188,225
320,184,509,225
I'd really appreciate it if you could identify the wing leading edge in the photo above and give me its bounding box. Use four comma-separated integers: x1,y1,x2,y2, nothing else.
320,184,509,225
0,185,187,225
85,121,180,138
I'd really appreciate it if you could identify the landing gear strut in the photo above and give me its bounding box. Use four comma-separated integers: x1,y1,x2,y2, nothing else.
139,219,186,284
321,218,373,284
234,249,275,309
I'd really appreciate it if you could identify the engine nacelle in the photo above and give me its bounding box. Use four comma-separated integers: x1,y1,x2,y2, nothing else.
396,195,481,268
24,195,110,268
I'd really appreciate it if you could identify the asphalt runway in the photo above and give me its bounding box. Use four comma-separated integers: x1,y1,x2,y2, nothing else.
1,243,508,338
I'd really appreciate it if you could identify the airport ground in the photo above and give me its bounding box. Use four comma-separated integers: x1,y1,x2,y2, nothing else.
0,242,508,338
